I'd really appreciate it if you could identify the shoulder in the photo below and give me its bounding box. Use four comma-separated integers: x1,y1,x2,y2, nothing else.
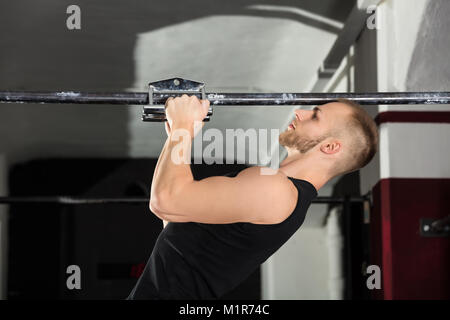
235,166,289,182
234,166,299,224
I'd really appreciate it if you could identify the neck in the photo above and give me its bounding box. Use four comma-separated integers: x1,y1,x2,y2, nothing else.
277,149,333,191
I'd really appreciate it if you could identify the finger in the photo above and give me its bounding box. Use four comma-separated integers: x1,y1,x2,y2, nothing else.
201,99,210,114
165,97,174,108
164,121,171,135
201,99,210,107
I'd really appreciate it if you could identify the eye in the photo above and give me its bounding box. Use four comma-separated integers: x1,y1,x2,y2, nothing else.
312,112,318,120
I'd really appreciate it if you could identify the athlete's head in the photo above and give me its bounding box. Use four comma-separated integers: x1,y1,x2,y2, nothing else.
279,99,378,176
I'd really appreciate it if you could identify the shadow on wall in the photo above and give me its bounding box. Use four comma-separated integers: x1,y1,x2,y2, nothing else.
0,0,355,162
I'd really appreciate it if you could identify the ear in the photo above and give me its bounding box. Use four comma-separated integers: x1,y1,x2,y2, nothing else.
320,139,341,155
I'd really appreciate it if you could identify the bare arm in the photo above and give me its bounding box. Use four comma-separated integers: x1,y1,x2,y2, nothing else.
153,166,298,224
149,95,298,225
150,121,177,229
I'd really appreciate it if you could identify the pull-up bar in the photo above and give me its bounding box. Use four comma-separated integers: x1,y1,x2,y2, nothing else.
0,195,369,205
1,78,449,122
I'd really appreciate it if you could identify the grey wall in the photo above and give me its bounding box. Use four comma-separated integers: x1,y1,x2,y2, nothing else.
406,0,450,91
0,0,355,164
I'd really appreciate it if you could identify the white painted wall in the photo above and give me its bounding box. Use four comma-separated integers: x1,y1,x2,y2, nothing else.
379,123,450,179
358,0,450,200
359,0,450,195
376,0,450,111
262,228,330,300
376,0,429,93
326,207,344,299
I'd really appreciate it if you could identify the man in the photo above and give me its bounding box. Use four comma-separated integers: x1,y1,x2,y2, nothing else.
127,95,378,299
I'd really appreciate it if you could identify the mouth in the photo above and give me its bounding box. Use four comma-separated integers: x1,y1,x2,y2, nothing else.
289,121,296,130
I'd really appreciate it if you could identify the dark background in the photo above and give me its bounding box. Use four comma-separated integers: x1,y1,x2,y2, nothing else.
7,158,369,299
7,158,262,299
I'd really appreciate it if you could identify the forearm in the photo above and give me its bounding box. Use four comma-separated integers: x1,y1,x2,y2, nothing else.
150,138,170,225
151,129,194,202
149,94,209,216
151,137,170,192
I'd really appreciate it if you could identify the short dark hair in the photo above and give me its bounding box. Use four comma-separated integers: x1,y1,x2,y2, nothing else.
336,99,379,173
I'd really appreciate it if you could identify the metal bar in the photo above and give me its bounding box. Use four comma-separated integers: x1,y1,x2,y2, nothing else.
0,197,147,205
0,91,148,105
0,196,367,205
1,91,450,105
322,0,381,71
312,0,382,92
311,196,367,204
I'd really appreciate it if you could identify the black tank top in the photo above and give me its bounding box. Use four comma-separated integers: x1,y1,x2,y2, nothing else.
127,169,318,299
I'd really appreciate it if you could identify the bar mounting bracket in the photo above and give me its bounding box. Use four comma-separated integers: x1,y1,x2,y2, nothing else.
142,77,212,122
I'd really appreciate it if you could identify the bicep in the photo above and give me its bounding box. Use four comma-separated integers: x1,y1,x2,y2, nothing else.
160,168,297,224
